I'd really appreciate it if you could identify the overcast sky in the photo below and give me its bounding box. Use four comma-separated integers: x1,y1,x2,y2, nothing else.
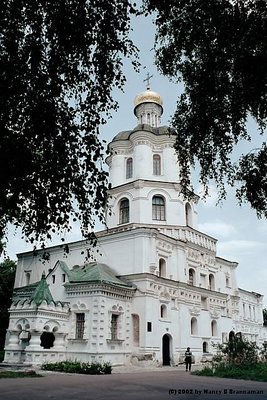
3,12,267,305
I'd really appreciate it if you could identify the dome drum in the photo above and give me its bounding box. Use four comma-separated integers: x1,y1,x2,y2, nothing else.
134,89,163,128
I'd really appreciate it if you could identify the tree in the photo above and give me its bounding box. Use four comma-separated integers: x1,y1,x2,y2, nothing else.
146,0,267,215
0,1,138,249
0,259,16,350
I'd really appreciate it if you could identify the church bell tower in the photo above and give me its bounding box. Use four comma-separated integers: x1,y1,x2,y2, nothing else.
105,81,198,231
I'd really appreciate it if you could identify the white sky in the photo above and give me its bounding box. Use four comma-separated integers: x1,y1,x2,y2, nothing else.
3,12,267,305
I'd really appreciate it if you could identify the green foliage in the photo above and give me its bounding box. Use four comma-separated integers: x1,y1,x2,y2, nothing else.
213,336,259,367
194,363,267,382
0,0,139,248
41,360,112,375
0,259,16,350
0,370,41,379
146,0,267,215
194,337,267,381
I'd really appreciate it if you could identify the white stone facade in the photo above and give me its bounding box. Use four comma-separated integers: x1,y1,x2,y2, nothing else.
4,88,266,366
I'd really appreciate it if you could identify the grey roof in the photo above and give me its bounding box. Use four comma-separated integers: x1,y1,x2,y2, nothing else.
111,124,174,143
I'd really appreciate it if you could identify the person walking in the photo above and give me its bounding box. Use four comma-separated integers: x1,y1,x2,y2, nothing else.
185,347,192,371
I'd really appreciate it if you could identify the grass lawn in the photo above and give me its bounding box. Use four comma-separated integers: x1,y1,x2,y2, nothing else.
0,370,42,379
193,363,267,382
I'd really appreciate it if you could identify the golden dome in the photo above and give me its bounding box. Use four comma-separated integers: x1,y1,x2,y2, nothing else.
134,89,163,109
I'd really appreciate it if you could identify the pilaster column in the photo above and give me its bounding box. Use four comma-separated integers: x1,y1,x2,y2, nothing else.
5,330,21,350
53,333,67,351
27,330,42,350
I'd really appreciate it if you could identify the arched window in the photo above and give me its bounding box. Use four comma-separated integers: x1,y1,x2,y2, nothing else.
209,274,215,290
160,304,167,319
229,330,235,341
188,268,196,286
203,341,208,353
152,195,165,221
25,272,31,286
153,154,161,175
119,198,129,224
191,317,198,335
211,320,218,337
185,203,193,227
159,258,166,278
126,157,133,179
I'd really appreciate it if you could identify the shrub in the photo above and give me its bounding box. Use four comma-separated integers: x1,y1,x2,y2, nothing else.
41,360,112,375
193,338,267,381
213,337,259,367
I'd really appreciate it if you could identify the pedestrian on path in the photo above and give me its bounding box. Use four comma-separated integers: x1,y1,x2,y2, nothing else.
185,347,192,371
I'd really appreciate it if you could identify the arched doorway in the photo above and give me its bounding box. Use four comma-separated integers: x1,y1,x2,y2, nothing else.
162,334,171,366
40,332,55,349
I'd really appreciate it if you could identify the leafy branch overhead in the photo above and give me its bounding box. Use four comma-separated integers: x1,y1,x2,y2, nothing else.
0,0,138,247
1,0,267,253
147,0,267,215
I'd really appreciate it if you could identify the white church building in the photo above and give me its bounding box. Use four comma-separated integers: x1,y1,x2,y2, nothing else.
4,86,266,366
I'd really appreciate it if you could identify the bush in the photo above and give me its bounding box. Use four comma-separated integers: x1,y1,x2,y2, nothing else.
0,351,4,362
41,360,112,375
193,338,267,381
212,337,259,367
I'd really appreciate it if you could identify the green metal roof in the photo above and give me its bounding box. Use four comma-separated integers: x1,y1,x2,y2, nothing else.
30,275,54,306
68,262,133,288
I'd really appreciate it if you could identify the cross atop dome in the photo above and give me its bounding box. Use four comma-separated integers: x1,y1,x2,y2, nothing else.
133,78,163,127
143,72,153,90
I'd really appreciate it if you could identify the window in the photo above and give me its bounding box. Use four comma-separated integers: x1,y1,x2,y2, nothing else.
52,275,56,284
132,314,140,345
76,313,85,339
126,158,133,179
119,198,129,224
111,314,119,340
189,269,195,286
226,276,230,287
201,296,208,310
209,274,215,290
211,320,218,337
160,304,167,319
152,195,165,221
185,203,193,226
25,272,31,286
147,322,152,332
159,258,166,278
203,341,208,353
229,330,235,341
62,274,66,283
191,317,198,335
153,154,161,175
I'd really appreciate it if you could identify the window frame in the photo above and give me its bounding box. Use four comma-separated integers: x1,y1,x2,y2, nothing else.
126,157,133,179
119,198,130,224
75,312,85,339
153,154,161,175
152,195,165,221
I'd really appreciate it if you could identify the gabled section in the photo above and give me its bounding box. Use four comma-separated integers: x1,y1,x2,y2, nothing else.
68,262,133,289
30,274,54,306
